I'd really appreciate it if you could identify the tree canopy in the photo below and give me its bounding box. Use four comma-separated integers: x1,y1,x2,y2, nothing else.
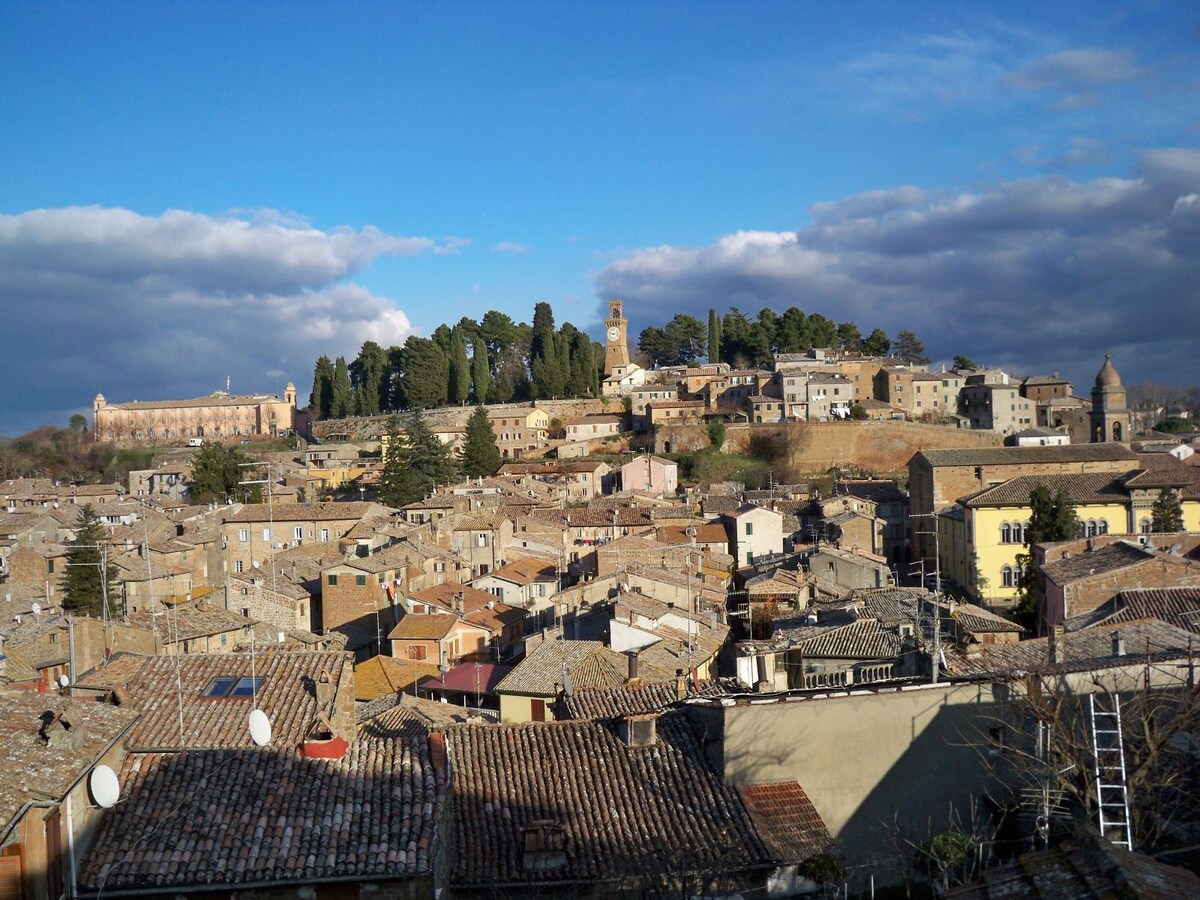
1013,486,1080,628
187,445,262,504
62,504,118,617
460,406,502,478
1151,488,1184,533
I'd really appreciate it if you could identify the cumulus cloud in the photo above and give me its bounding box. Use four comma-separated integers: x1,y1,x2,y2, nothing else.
594,148,1200,389
0,206,431,432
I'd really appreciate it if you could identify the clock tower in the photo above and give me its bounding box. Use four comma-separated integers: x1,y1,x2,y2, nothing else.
603,299,631,375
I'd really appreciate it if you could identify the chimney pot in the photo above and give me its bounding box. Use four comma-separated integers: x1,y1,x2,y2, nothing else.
1113,630,1126,657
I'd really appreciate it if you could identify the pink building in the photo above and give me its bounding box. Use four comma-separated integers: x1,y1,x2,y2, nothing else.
619,455,678,497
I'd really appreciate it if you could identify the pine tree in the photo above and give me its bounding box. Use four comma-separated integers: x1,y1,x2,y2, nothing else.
1152,488,1185,533
863,328,891,356
707,308,721,363
394,336,450,410
188,445,261,503
460,406,502,478
310,355,334,418
530,302,566,398
406,408,458,494
378,415,423,508
893,330,931,365
330,356,354,418
62,504,117,617
1013,486,1080,628
471,337,491,404
448,328,471,405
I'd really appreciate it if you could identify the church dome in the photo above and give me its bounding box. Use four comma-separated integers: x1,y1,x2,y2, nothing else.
1094,354,1122,388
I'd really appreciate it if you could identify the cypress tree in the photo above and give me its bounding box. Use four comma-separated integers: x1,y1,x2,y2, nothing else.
460,406,502,478
330,356,353,418
471,338,491,404
707,309,721,363
449,328,471,405
310,355,334,419
62,504,118,617
349,341,388,416
1013,486,1080,628
530,302,565,398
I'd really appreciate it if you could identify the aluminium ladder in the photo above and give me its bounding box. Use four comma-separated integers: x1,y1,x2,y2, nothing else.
1089,693,1133,850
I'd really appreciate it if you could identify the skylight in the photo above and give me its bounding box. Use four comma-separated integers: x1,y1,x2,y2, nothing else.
201,675,265,698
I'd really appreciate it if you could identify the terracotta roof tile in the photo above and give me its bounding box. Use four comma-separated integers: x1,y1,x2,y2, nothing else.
737,781,836,862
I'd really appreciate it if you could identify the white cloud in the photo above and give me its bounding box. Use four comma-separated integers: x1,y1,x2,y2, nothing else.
594,149,1200,388
0,206,430,432
492,241,531,254
1005,48,1141,91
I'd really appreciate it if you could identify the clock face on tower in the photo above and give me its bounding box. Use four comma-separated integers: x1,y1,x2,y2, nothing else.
607,326,621,342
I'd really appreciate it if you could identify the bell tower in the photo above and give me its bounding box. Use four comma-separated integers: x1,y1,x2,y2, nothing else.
603,299,630,375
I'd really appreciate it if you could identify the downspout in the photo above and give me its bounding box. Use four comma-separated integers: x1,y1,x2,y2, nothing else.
66,791,78,899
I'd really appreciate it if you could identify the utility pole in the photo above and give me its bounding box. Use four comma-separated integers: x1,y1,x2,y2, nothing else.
910,511,942,685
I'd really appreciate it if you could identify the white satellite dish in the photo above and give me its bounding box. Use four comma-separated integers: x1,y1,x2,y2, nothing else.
58,674,70,688
248,709,272,747
89,764,120,808
31,602,41,616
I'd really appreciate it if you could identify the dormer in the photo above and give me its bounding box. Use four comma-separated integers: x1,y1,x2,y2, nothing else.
521,820,567,873
617,713,659,748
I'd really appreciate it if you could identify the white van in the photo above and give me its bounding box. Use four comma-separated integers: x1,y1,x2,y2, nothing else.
187,437,204,447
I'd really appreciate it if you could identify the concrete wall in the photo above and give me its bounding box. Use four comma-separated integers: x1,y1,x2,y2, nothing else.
692,682,999,877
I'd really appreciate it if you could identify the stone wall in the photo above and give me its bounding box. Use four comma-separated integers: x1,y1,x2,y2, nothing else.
312,399,611,443
727,421,1003,476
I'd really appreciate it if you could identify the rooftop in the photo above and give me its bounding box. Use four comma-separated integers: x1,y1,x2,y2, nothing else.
917,445,1137,468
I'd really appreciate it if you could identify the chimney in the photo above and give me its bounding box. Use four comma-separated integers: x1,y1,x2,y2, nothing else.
315,669,335,705
1112,630,1126,657
1048,626,1063,665
675,668,687,701
625,650,639,684
756,653,770,692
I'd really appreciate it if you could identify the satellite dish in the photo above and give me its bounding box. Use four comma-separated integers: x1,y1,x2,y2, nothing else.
248,709,272,747
58,674,70,688
31,602,41,616
89,764,120,808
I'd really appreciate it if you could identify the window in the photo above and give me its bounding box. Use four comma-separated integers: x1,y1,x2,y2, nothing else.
327,574,338,586
238,529,250,542
320,528,330,542
1001,522,1012,544
477,533,489,547
47,560,55,574
1001,565,1014,588
408,645,428,660
201,676,237,697
746,552,754,565
235,560,244,574
355,574,366,586
261,528,271,542
745,522,754,536
293,526,303,541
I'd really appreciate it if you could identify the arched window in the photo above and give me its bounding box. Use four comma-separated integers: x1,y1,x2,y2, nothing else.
1098,519,1109,535
1140,518,1152,534
1021,521,1030,543
1078,521,1088,538
1001,565,1014,588
1001,522,1012,544
1087,520,1098,538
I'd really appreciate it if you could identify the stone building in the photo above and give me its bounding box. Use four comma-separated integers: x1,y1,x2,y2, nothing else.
93,384,296,444
1091,354,1130,443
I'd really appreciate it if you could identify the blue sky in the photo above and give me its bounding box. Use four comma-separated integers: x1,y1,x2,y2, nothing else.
1,1,1198,433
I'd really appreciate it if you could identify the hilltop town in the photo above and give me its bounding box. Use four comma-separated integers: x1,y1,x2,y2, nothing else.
2,300,1200,898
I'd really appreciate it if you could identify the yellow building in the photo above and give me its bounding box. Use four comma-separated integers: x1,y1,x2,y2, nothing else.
939,468,1200,603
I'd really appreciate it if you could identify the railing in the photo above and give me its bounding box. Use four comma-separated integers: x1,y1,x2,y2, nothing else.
800,661,898,690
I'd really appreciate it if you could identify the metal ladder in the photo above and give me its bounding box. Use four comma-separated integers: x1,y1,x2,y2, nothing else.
1089,693,1133,850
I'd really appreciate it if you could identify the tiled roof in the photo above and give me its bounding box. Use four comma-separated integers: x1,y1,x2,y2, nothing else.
944,826,1200,899
422,662,513,696
962,472,1132,507
494,640,625,697
408,582,496,615
794,619,901,660
125,605,253,642
445,712,815,888
950,603,1025,634
79,725,446,891
485,557,558,585
1074,588,1200,634
353,655,441,700
0,691,138,837
737,781,836,863
74,651,350,750
452,513,510,531
558,677,743,720
358,693,475,737
943,620,1195,679
227,501,379,523
387,612,459,641
1042,541,1155,584
918,445,1137,468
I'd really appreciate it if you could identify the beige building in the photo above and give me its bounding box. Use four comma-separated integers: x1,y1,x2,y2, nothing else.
93,384,296,444
487,407,551,460
960,382,1034,433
